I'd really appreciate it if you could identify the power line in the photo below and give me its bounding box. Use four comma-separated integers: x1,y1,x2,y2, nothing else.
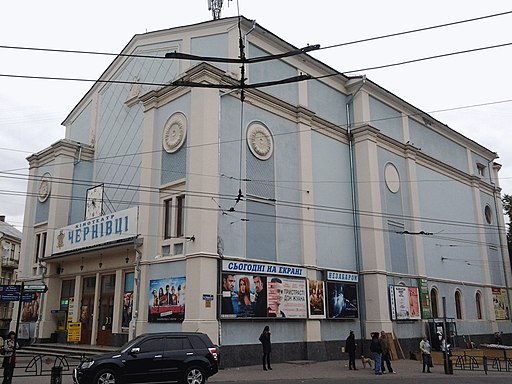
0,170,505,239
319,10,512,50
1,10,510,63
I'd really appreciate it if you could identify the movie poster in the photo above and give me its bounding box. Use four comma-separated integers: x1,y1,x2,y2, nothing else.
21,292,41,322
268,277,307,318
492,288,510,320
326,282,358,319
221,273,268,318
148,277,186,322
220,273,307,319
393,286,421,320
307,279,326,319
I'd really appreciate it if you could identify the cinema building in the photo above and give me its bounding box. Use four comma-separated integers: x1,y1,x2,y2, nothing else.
17,16,511,365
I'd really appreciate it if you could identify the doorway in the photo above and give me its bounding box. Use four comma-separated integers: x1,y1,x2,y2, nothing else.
80,276,96,345
97,274,115,346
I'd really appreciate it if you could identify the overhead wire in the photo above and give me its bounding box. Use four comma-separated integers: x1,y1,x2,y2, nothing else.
1,10,510,250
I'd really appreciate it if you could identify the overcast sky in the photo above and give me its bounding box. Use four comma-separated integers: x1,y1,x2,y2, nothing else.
1,0,511,231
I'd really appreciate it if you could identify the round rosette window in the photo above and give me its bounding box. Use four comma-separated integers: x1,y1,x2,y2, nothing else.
247,123,273,160
163,112,187,153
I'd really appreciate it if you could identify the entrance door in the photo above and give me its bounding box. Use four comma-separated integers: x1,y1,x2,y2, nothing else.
97,274,115,346
80,276,96,344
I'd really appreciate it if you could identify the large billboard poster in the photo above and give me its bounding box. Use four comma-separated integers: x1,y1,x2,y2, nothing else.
326,282,358,319
307,279,326,319
148,277,186,322
269,277,307,318
492,288,510,320
221,273,307,319
392,285,421,320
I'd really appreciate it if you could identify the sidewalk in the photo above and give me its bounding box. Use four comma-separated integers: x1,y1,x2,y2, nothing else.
209,358,505,382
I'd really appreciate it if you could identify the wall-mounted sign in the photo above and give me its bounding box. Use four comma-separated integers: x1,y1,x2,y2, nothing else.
222,260,304,277
220,273,307,319
418,279,431,319
307,279,326,319
148,277,186,322
52,207,138,254
492,288,509,320
326,281,358,319
326,271,358,282
389,285,421,320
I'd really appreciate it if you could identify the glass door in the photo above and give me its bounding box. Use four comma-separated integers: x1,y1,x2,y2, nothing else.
97,274,115,346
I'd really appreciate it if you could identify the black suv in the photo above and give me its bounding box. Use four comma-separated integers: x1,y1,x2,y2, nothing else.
73,332,219,384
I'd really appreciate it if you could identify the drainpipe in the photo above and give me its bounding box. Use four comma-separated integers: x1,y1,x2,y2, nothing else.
34,262,47,343
131,237,143,341
345,76,366,344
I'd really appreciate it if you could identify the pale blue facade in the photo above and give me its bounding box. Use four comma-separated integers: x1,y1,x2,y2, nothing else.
20,16,510,365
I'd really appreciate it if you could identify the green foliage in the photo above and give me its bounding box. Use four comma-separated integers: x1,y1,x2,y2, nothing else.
502,194,512,245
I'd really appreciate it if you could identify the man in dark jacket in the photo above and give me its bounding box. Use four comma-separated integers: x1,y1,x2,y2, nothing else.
346,330,357,370
369,332,382,375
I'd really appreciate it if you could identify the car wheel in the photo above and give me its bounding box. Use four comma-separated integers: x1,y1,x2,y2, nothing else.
93,368,118,384
184,366,206,384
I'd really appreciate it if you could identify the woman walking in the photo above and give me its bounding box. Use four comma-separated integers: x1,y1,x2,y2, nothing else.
259,326,272,371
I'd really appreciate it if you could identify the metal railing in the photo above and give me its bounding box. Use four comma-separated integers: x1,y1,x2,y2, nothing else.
451,349,512,374
11,352,82,377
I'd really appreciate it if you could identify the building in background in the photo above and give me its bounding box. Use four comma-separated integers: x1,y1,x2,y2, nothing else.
0,216,21,338
17,16,511,365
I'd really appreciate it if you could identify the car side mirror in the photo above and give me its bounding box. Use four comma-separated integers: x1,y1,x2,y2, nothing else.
130,347,140,354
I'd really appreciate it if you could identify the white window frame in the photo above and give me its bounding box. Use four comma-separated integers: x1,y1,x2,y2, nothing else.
160,183,186,257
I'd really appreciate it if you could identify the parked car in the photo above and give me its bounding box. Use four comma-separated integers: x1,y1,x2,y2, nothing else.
73,332,219,384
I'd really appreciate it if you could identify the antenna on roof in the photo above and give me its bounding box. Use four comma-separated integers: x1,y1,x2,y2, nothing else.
207,0,231,20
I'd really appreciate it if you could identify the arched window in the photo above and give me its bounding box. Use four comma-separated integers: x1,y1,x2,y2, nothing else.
455,290,463,319
430,288,439,318
475,291,483,320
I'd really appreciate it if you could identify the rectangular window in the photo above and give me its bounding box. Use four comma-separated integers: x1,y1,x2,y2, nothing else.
34,234,41,264
60,279,75,311
176,195,185,238
41,232,47,260
163,195,185,239
477,163,486,177
34,232,47,264
164,199,173,239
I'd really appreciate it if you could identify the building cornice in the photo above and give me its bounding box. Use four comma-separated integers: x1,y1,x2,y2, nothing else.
26,140,94,168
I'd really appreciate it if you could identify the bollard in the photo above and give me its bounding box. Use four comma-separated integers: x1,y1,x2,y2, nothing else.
50,366,62,384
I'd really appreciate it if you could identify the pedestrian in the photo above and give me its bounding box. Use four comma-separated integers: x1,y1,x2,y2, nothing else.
494,331,503,345
345,330,357,370
379,331,395,374
369,332,382,375
2,331,18,384
419,335,432,373
259,325,272,371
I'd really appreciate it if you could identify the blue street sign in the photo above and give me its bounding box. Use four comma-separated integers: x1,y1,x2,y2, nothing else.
0,285,21,293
